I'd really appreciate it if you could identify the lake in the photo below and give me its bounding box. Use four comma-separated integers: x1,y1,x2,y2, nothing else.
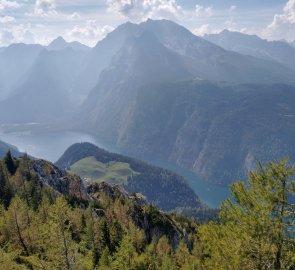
0,127,230,208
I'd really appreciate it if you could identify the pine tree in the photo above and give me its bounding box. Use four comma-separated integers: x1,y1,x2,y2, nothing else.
5,196,32,256
99,247,111,269
199,159,295,269
0,164,12,208
4,150,16,175
111,234,137,270
175,239,191,268
84,205,105,268
45,196,81,269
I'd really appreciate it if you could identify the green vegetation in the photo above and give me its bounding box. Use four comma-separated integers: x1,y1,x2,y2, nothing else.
198,159,295,269
0,153,198,269
57,143,202,211
90,80,295,187
69,156,139,184
0,152,294,269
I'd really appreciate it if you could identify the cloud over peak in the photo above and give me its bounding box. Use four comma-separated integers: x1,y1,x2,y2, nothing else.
263,0,295,41
67,20,114,46
106,0,182,22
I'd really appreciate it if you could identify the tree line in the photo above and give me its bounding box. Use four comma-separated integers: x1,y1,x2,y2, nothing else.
0,151,294,269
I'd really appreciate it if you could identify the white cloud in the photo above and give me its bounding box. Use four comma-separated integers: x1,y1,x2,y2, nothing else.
263,0,295,41
0,24,36,46
225,18,237,30
193,24,217,36
34,0,57,16
67,20,114,46
68,12,81,20
195,5,202,17
0,0,20,10
223,18,248,34
0,15,15,23
205,6,213,17
195,3,213,17
106,0,182,22
193,20,248,37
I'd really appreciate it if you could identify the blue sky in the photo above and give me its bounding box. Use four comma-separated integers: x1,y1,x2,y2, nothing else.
0,0,294,46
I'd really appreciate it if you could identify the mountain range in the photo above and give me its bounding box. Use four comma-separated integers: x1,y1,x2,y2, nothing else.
0,37,89,123
1,19,295,186
204,30,295,72
75,20,295,185
47,36,90,52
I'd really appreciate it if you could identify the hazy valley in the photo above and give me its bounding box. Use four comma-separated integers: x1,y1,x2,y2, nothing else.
0,14,295,269
1,19,295,186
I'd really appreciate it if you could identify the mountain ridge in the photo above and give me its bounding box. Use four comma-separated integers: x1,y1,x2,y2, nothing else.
56,142,202,211
204,29,295,71
78,79,295,185
47,36,90,51
0,140,21,158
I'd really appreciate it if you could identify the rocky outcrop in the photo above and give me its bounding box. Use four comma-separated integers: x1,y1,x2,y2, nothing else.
28,157,188,248
30,159,89,200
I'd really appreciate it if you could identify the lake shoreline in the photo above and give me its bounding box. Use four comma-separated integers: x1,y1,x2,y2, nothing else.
0,126,230,208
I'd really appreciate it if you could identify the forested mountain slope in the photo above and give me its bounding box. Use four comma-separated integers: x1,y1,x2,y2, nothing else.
0,153,294,269
0,153,200,269
79,80,295,185
56,142,202,211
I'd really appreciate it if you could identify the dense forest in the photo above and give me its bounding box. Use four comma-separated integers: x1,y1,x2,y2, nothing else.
57,143,201,211
0,152,294,269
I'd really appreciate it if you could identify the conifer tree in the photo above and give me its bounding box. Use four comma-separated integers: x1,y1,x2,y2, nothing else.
199,159,295,269
111,234,137,270
98,247,111,269
0,165,12,208
175,239,191,268
4,150,16,175
45,196,81,269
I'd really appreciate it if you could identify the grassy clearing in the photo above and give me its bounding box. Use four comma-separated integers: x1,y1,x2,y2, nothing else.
69,156,140,184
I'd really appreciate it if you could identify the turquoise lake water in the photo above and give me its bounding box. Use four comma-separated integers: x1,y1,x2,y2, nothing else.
0,128,230,208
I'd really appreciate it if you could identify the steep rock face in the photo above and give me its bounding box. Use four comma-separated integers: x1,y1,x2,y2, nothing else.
74,20,295,186
30,159,89,200
78,30,191,141
78,20,295,143
76,19,295,102
84,80,295,185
